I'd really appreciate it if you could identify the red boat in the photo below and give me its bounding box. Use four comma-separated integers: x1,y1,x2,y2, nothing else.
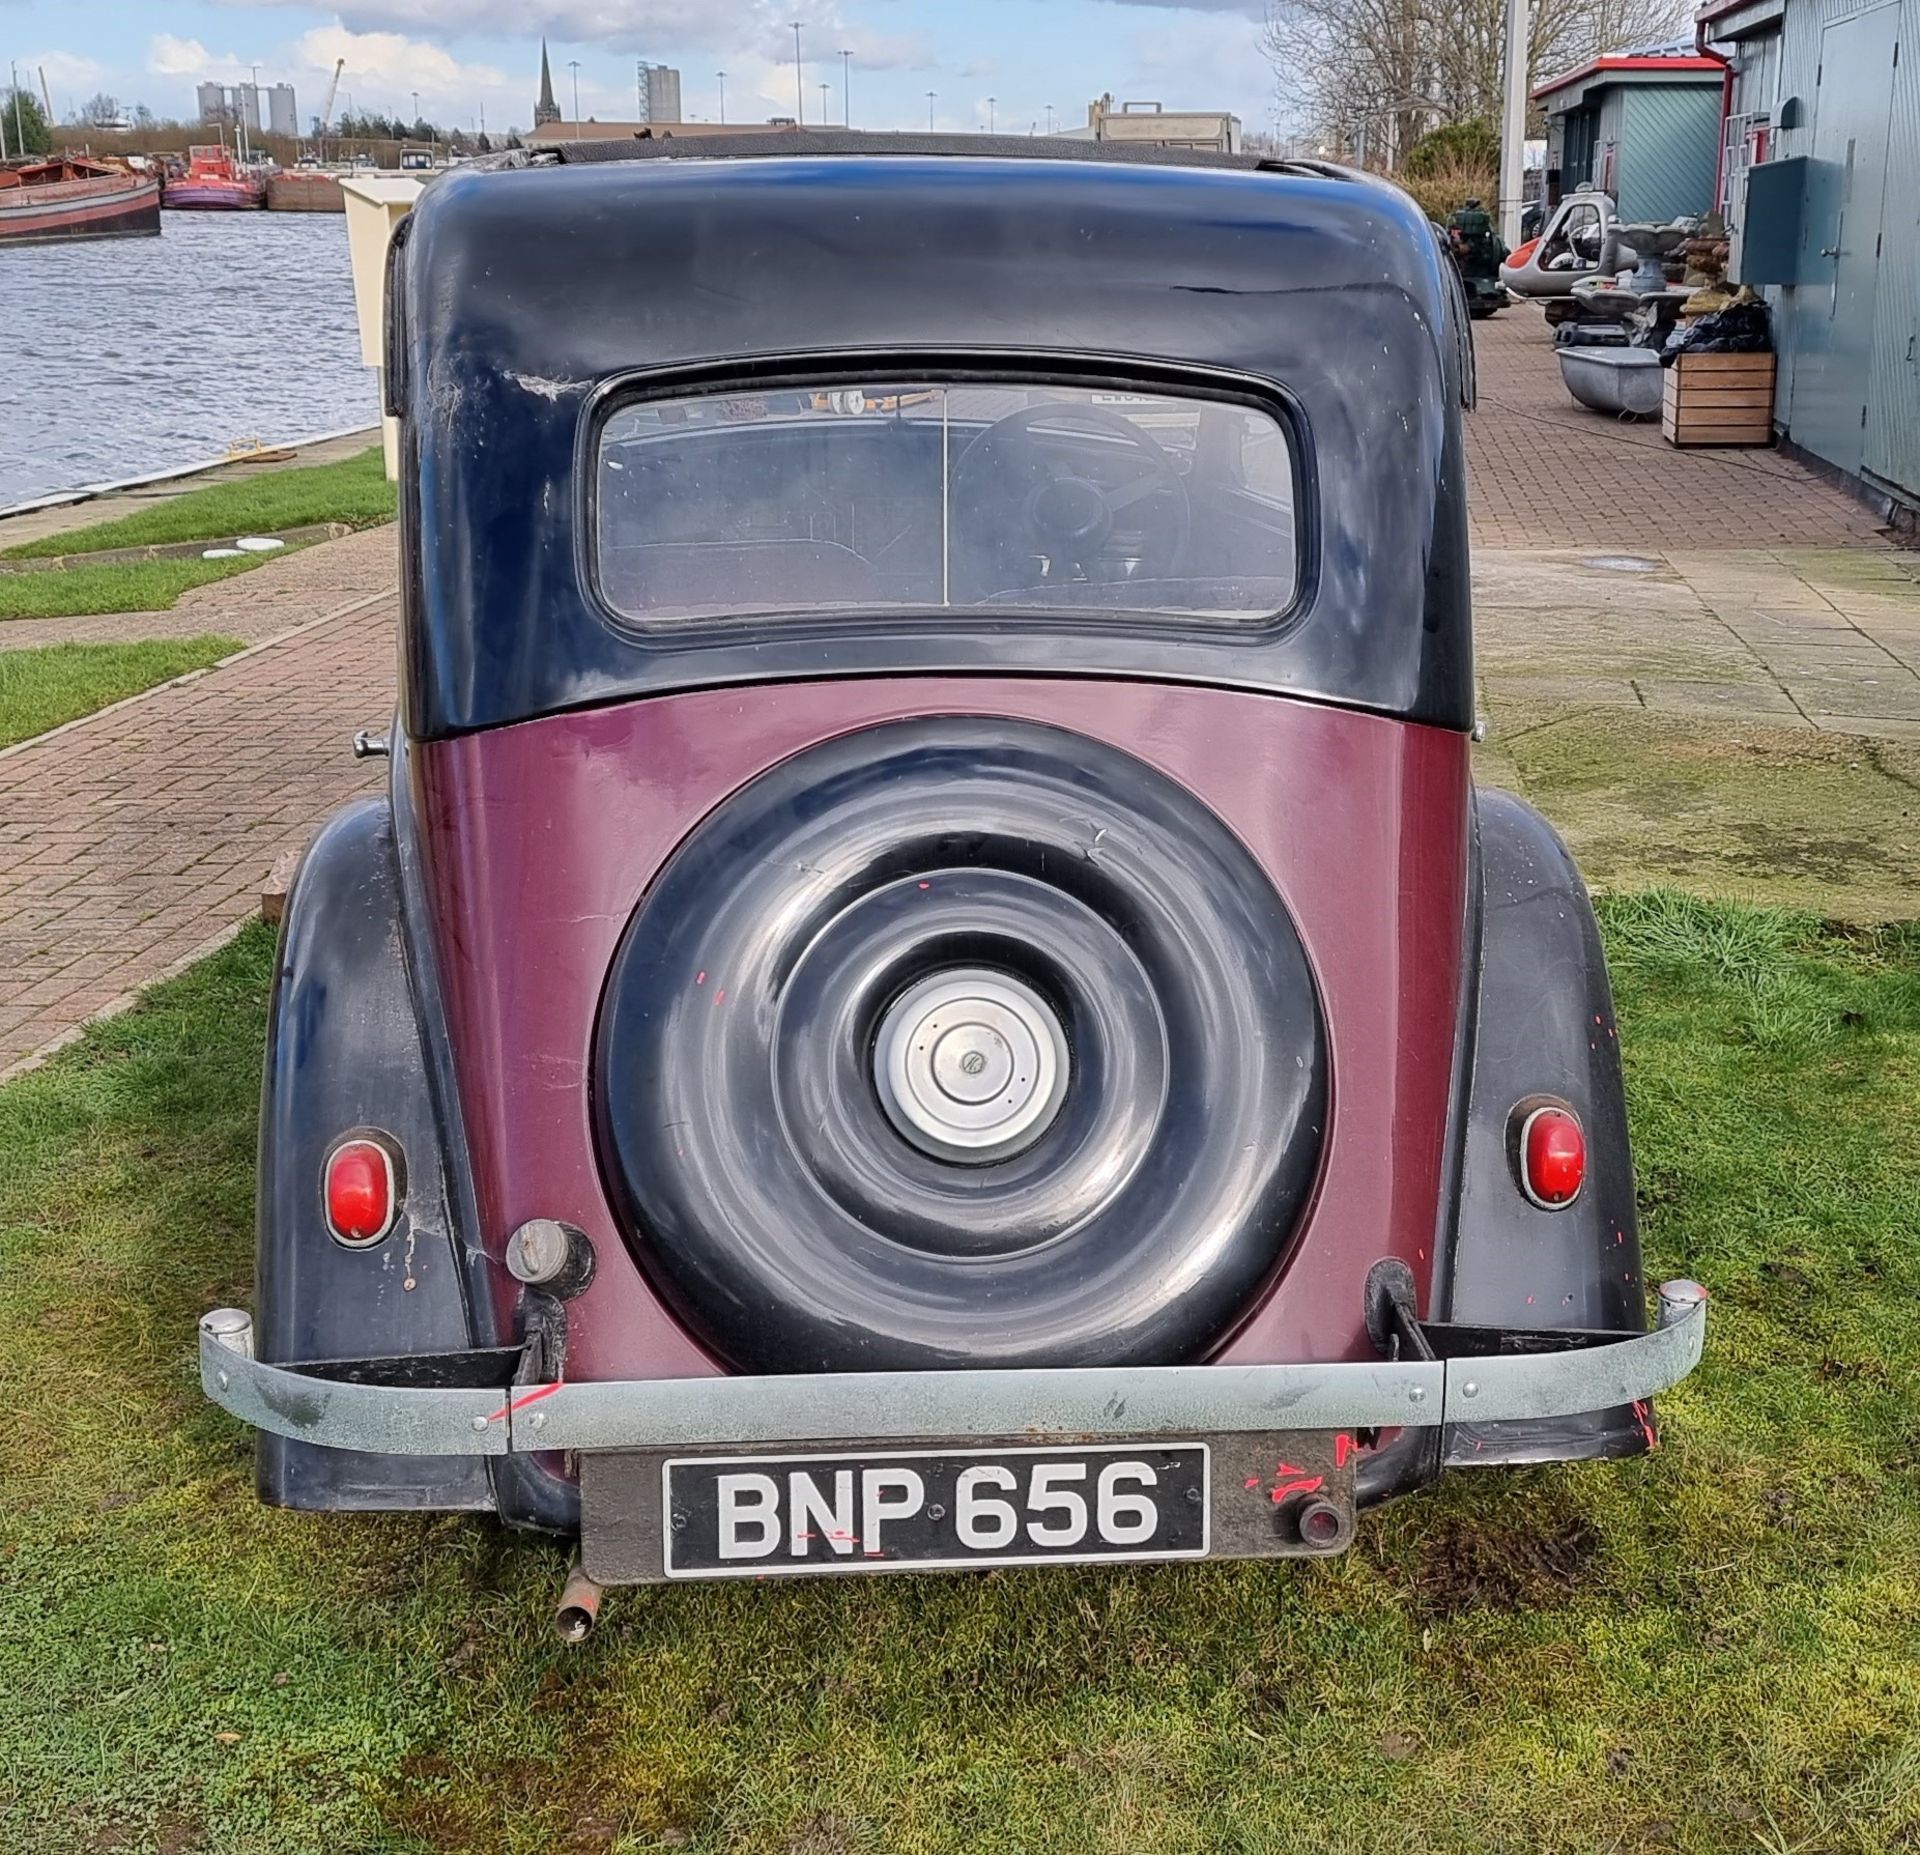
0,156,161,245
164,144,265,211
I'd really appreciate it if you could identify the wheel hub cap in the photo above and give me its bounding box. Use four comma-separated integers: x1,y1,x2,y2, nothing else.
875,967,1069,1160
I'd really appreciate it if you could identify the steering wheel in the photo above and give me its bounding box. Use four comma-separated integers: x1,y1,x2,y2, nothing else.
947,402,1193,601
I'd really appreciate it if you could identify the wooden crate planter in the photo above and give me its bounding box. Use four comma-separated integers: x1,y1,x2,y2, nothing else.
1662,350,1776,448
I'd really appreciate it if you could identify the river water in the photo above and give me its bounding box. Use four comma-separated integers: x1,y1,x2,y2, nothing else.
0,210,377,510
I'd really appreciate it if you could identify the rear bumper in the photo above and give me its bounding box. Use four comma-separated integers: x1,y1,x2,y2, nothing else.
198,1282,1706,1459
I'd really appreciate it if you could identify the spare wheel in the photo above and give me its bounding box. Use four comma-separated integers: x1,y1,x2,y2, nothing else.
594,716,1327,1373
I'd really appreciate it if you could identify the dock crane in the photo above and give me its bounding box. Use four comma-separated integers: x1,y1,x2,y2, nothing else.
318,57,345,137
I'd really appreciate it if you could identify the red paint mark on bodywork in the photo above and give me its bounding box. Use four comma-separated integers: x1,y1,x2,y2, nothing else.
484,1380,564,1423
1631,1398,1659,1451
714,987,726,1006
1334,1433,1353,1469
696,970,707,985
1270,1475,1325,1503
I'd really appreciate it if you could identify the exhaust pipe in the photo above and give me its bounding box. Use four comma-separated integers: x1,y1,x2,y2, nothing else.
555,1558,604,1643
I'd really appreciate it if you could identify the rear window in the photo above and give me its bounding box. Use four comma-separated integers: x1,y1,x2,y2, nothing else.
595,381,1297,623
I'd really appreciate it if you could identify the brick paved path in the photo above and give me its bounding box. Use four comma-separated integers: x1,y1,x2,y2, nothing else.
1466,309,1885,552
0,594,392,1078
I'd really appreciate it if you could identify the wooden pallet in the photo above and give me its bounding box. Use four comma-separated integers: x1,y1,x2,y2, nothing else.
1662,351,1776,448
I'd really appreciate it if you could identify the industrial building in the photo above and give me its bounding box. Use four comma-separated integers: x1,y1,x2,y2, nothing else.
1705,0,1920,519
636,62,681,125
1534,43,1725,222
1056,94,1242,153
196,80,296,140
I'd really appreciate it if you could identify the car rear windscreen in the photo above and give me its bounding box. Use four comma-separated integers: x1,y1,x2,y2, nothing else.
594,382,1297,623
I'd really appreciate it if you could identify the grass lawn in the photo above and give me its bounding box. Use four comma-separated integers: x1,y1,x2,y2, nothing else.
0,555,269,624
1,898,1916,1854
0,637,240,748
1,448,394,561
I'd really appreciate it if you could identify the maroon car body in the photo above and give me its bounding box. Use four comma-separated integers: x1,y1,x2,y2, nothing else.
198,134,1704,1610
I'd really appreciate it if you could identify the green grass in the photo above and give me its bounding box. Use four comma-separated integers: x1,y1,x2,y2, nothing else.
2,448,394,560
0,554,272,623
0,636,240,747
2,898,1917,1853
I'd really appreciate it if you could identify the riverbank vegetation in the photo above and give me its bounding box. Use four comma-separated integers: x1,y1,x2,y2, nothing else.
1,447,393,562
1,893,1915,1853
0,636,239,748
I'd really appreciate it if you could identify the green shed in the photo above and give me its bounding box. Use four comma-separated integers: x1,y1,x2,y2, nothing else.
1536,42,1727,223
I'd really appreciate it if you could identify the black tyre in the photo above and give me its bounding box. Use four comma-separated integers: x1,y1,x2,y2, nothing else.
595,717,1327,1372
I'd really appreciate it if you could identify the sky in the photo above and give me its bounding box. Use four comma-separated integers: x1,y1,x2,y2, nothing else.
2,0,1280,142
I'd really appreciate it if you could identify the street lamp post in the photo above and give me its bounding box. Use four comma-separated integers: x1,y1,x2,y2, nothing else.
987,96,996,134
568,59,581,139
1497,0,1530,248
927,90,936,131
1044,102,1054,134
841,50,851,126
716,72,726,123
819,81,830,123
791,22,804,124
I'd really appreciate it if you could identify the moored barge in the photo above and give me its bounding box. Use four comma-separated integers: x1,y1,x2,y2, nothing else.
0,156,162,246
165,145,266,211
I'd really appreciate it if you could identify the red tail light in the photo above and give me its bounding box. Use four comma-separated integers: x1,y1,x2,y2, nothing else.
1519,1106,1585,1209
325,1138,397,1246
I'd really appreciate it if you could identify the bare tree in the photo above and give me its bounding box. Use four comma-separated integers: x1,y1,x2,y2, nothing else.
77,92,123,127
1263,0,1691,165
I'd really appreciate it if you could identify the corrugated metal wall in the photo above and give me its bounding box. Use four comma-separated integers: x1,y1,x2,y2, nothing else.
1762,0,1919,500
1619,86,1724,219
1731,32,1783,115
1864,2,1920,494
1596,88,1627,196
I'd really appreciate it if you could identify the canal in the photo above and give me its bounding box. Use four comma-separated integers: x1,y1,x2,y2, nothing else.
1,210,375,510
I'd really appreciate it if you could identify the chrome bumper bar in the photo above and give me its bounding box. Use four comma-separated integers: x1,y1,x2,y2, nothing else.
198,1282,1706,1457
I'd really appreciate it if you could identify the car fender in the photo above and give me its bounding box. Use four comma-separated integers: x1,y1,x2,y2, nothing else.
1438,787,1651,1465
254,791,496,1512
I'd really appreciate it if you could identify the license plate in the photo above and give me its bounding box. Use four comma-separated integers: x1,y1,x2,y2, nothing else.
660,1442,1210,1579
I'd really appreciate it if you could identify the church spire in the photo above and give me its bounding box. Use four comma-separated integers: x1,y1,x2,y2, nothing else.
535,39,560,125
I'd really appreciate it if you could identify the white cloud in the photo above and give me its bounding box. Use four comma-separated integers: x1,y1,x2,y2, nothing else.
1121,11,1272,124
30,50,106,90
213,0,930,64
148,34,249,83
292,26,505,103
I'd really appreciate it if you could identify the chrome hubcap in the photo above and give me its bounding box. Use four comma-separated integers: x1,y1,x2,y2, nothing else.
875,968,1069,1160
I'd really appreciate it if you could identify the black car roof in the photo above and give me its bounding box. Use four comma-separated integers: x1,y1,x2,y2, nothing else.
530,127,1349,180
394,145,1472,740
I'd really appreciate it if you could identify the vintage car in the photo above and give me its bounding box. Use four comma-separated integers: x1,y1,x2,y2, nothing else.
198,133,1704,1631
